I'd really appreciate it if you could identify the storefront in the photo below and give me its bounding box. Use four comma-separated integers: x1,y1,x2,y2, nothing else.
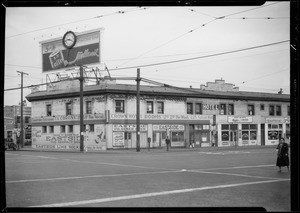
189,124,210,147
265,117,290,146
153,124,185,147
241,124,258,146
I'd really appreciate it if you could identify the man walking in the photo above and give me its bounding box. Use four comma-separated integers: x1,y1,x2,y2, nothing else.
166,136,170,151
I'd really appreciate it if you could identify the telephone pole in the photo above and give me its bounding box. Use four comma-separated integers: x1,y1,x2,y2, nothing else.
79,66,84,152
17,71,29,148
136,68,141,152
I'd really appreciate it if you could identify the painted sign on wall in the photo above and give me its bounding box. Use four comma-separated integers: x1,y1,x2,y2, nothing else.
228,116,253,123
153,125,184,131
113,132,124,147
41,29,102,72
110,114,211,121
113,124,147,131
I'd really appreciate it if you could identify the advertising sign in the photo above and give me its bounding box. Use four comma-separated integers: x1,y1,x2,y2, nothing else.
113,132,124,147
41,29,102,72
228,116,253,123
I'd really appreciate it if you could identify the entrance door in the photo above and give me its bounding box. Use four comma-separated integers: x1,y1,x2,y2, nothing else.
229,130,237,146
153,132,161,147
261,124,265,146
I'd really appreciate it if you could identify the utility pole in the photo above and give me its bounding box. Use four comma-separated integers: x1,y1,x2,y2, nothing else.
79,66,84,152
17,71,29,148
136,68,141,152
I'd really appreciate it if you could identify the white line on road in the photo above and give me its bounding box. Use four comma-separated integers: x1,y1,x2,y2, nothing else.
30,178,290,207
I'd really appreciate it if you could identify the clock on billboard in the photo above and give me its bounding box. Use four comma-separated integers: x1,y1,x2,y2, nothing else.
62,31,77,49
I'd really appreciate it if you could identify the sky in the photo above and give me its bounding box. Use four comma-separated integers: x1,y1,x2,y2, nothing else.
4,2,290,106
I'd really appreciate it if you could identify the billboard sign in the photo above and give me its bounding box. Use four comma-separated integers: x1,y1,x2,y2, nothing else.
41,29,102,72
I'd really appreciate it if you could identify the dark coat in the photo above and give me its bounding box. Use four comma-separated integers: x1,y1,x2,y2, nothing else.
276,142,289,167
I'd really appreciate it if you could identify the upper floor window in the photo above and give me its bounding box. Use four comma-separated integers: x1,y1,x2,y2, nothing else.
195,103,202,114
269,105,275,116
157,102,164,114
25,116,30,123
49,126,54,133
86,101,92,114
89,124,94,132
260,104,265,111
187,103,193,114
228,104,234,115
66,103,72,115
115,100,125,113
248,105,255,115
68,125,73,133
60,125,65,133
147,101,153,114
46,104,52,116
220,104,226,115
287,105,290,116
42,126,47,133
276,105,282,116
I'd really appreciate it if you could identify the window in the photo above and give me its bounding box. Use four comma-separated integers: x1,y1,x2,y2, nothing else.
187,103,193,114
157,102,164,114
25,116,30,123
242,124,257,141
60,125,65,133
68,125,73,133
42,126,47,133
147,101,153,114
248,105,255,115
49,126,54,133
46,104,52,116
89,124,94,132
276,105,281,116
260,104,265,111
66,103,72,115
287,106,290,116
86,101,92,114
195,103,202,114
171,131,184,142
220,104,226,115
228,104,234,115
115,100,125,113
269,105,275,116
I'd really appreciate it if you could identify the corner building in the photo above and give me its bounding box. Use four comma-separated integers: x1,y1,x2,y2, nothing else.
26,78,290,151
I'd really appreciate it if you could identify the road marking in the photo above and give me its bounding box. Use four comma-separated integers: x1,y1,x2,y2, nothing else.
197,164,275,171
6,170,182,184
30,178,290,207
188,170,288,180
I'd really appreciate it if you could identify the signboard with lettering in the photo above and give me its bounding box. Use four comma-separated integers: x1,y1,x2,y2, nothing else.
110,114,211,121
41,29,102,73
113,132,124,147
31,113,105,122
228,116,253,123
113,124,147,131
153,125,184,131
266,117,290,123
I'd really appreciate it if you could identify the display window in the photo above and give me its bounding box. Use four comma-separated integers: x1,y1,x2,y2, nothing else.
267,124,282,140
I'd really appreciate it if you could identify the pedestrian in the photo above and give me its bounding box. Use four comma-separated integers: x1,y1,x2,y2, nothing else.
276,138,289,172
166,136,170,151
147,137,151,151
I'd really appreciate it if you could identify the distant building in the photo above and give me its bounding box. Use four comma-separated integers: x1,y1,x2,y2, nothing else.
26,78,290,151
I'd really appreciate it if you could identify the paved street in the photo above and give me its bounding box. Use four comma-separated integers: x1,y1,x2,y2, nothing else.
5,147,290,211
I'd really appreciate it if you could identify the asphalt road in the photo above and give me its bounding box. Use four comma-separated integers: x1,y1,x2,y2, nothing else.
4,147,290,211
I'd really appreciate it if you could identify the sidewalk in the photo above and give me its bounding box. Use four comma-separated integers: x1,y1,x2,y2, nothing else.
18,144,278,154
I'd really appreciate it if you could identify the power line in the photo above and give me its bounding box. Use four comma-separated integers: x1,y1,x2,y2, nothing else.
6,7,147,39
109,40,289,71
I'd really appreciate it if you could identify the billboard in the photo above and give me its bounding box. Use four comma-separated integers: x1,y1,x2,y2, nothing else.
41,29,102,72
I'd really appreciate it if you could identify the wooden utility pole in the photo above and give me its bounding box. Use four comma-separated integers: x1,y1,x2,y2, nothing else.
136,68,141,152
17,71,29,148
79,66,84,152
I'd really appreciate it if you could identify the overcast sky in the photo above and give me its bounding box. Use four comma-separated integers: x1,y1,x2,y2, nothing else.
4,2,290,106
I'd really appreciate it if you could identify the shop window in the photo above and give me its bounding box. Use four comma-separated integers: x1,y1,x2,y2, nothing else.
89,124,94,132
187,103,193,114
66,103,72,115
25,116,30,123
68,125,73,133
157,102,164,114
46,104,52,116
267,124,282,140
115,100,125,113
221,124,229,130
242,131,249,140
222,131,229,141
287,105,290,116
269,105,275,116
125,132,132,140
220,104,226,115
228,104,234,115
147,101,153,114
49,126,54,133
42,126,47,133
248,105,255,115
250,131,257,140
195,103,202,114
171,131,184,142
242,124,250,129
276,105,281,116
86,101,92,114
60,125,65,133
260,104,265,111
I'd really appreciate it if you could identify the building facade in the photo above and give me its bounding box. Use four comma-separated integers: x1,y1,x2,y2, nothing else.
26,79,290,151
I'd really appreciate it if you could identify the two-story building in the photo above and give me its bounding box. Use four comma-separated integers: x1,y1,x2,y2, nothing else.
25,78,290,151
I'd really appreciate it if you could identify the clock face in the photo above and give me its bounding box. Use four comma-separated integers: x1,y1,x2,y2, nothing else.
62,31,76,49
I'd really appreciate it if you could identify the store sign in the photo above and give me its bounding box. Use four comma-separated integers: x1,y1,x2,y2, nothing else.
41,29,101,72
228,116,253,123
113,132,124,147
203,104,219,110
266,117,290,123
113,124,147,131
153,125,184,131
31,113,105,122
110,114,211,121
